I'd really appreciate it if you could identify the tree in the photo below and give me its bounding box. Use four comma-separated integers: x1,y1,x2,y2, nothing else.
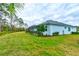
0,3,24,32
0,3,9,32
0,3,24,31
0,17,3,32
7,3,24,32
17,18,24,28
0,18,8,31
14,15,24,27
37,24,47,36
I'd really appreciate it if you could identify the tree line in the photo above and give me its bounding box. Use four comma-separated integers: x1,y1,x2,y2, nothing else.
0,3,26,32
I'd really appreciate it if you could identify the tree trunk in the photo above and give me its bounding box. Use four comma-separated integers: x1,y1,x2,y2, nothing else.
10,14,13,32
0,21,3,32
0,22,1,32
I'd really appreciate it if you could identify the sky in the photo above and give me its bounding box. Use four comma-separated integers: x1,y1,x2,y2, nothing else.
17,3,79,27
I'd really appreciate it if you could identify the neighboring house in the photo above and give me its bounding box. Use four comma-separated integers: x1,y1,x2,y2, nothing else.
28,20,77,36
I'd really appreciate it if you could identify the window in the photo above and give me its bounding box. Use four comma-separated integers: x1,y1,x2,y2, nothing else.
68,27,71,31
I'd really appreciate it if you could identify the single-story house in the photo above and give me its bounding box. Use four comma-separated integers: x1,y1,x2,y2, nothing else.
28,20,77,36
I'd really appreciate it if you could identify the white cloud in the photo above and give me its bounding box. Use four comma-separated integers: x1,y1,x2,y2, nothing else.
17,3,79,26
65,6,79,16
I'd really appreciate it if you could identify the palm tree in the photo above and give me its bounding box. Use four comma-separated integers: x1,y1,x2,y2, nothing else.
7,3,24,32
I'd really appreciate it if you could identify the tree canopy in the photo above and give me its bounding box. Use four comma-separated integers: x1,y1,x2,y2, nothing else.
0,3,25,32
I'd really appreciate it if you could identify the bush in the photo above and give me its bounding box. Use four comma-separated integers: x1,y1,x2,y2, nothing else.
0,32,5,36
53,32,59,36
12,26,25,32
0,31,10,36
71,32,79,34
37,32,43,36
2,25,10,32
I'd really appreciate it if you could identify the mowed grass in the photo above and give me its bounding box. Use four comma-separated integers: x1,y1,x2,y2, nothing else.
0,32,79,56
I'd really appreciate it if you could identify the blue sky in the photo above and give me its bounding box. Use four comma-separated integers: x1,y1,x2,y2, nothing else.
17,3,79,26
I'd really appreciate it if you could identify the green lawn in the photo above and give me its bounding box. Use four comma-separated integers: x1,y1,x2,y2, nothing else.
0,32,79,56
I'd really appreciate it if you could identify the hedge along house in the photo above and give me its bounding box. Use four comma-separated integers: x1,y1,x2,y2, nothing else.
28,20,77,36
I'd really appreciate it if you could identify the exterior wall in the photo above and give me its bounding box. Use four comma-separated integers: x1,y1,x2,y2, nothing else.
29,25,77,36
43,25,77,36
33,28,37,31
71,27,76,32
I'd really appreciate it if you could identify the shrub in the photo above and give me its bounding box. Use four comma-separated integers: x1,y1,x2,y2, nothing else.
0,31,10,36
71,32,79,34
37,24,47,36
2,25,10,32
53,32,59,36
12,26,25,32
37,31,43,36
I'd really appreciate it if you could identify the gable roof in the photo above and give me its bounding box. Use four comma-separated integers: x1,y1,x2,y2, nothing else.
43,20,76,27
28,20,77,29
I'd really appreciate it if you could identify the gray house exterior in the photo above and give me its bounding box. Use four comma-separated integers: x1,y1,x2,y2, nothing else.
28,20,77,36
